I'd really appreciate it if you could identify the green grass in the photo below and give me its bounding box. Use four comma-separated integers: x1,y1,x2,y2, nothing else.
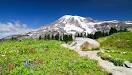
98,32,132,66
0,39,107,75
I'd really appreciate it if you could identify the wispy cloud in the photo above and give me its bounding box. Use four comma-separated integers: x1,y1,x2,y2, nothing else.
0,21,33,39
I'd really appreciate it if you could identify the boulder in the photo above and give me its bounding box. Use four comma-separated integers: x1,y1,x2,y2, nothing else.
73,37,100,50
62,37,100,50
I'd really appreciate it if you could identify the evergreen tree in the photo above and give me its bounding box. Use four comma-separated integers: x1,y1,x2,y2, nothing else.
11,36,16,40
51,34,54,40
119,28,128,32
45,35,47,40
47,34,50,40
123,28,128,32
77,33,80,37
80,33,83,37
94,31,103,39
84,32,87,37
88,34,94,39
109,27,117,35
63,34,69,43
39,36,42,40
55,34,59,40
68,34,73,41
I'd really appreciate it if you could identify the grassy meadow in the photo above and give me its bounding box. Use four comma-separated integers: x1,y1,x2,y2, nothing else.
98,32,132,66
0,39,107,75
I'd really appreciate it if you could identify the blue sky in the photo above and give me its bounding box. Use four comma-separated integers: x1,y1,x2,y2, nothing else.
0,0,132,28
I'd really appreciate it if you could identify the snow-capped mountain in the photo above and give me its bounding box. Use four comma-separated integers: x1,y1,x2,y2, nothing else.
2,15,132,39
40,15,132,34
43,15,97,34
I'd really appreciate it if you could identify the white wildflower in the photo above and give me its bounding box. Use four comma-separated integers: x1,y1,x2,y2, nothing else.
1,55,5,57
108,55,111,57
123,52,127,54
107,51,110,53
100,50,104,53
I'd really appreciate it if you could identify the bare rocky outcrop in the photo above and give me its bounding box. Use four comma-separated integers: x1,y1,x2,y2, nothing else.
79,38,100,50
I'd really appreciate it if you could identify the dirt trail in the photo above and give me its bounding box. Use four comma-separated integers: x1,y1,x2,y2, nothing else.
62,38,132,75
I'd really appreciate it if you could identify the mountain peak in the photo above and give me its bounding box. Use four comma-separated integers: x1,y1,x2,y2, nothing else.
60,15,86,20
58,15,94,23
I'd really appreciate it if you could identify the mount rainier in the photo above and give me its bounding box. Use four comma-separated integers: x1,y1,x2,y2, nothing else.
2,15,132,39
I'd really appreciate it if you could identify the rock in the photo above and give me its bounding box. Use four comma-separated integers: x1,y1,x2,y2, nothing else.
24,59,31,68
62,37,100,50
123,61,132,68
71,37,100,50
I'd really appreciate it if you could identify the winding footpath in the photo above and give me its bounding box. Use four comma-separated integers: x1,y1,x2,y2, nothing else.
62,38,132,75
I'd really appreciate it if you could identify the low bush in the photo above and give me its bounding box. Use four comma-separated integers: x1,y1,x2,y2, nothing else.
98,52,124,66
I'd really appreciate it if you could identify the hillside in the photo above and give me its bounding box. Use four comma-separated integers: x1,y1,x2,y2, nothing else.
98,32,132,66
0,39,107,75
98,32,132,50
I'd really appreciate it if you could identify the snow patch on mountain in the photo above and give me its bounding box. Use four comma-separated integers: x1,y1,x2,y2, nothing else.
47,15,98,34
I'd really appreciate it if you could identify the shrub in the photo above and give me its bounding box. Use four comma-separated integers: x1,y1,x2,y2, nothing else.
98,52,124,66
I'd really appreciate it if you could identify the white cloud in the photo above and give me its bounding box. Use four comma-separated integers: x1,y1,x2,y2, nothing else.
0,21,33,39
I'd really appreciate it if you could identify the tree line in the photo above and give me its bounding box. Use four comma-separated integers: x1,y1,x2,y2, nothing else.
38,33,73,43
10,27,128,43
75,27,128,39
